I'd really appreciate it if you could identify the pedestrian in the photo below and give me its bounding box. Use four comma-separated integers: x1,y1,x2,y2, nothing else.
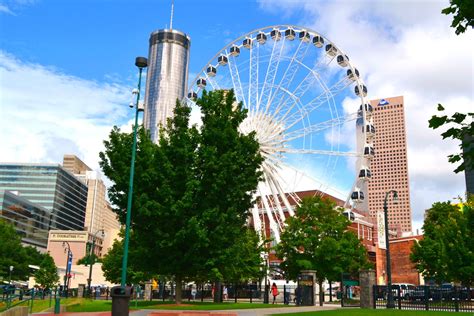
191,286,197,301
223,286,228,300
211,285,215,299
271,283,279,304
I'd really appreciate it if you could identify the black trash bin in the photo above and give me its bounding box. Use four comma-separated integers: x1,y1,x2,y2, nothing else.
111,286,133,316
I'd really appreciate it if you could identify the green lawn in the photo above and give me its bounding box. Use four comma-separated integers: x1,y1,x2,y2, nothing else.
277,310,464,316
66,300,293,312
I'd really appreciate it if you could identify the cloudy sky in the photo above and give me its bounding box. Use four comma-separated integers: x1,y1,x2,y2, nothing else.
1,0,472,232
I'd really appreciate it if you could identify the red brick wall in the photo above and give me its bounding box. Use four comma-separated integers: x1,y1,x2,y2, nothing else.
390,237,422,285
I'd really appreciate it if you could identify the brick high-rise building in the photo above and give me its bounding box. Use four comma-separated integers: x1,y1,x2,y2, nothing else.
367,96,413,233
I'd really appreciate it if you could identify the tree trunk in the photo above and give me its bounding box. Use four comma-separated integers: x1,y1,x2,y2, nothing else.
329,282,333,302
175,276,182,304
214,281,222,303
319,280,324,306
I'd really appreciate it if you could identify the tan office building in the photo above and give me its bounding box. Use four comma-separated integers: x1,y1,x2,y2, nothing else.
62,155,121,249
367,96,412,233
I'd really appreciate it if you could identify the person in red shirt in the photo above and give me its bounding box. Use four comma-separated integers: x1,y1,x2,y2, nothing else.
271,283,279,304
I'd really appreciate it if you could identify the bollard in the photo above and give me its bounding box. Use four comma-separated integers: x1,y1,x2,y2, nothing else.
54,297,61,314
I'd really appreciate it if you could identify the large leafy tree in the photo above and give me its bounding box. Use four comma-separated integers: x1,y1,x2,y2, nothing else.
276,196,371,305
0,220,44,281
99,90,263,303
411,197,474,286
442,0,474,35
429,104,474,173
35,253,59,290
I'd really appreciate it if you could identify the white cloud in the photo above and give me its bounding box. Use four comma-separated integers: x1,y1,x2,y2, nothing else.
258,0,474,232
0,51,132,171
0,4,14,15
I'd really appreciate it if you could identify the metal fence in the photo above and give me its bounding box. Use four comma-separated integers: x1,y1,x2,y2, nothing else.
374,285,474,312
151,283,301,304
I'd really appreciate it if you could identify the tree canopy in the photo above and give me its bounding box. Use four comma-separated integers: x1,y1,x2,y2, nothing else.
35,253,59,290
99,90,263,302
429,104,474,173
275,196,371,305
0,220,45,281
442,0,474,35
411,197,474,286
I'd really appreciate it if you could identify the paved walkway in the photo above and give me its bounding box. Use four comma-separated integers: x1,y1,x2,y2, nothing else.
32,305,341,316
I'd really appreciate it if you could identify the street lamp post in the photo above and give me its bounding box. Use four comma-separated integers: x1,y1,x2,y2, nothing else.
87,229,105,297
384,190,398,309
9,266,13,285
62,241,73,298
120,56,148,289
263,253,269,304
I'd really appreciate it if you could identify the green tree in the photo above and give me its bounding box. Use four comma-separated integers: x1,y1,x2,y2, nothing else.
429,104,474,173
101,238,150,284
99,90,263,303
442,0,474,35
35,253,59,290
276,196,371,305
411,197,474,286
0,220,34,281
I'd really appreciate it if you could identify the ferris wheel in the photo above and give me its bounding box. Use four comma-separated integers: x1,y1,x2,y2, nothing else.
185,25,374,243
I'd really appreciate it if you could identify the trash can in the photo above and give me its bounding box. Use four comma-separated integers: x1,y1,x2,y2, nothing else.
111,286,133,316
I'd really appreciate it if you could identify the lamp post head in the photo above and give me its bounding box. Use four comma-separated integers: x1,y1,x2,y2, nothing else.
9,266,13,272
393,191,399,204
135,57,148,68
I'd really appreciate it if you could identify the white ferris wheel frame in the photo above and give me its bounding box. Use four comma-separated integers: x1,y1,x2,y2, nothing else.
185,25,373,243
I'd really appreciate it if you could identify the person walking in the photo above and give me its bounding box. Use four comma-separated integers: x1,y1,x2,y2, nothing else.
271,283,279,304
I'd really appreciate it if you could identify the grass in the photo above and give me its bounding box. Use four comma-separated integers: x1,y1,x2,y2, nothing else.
66,300,293,312
277,310,466,316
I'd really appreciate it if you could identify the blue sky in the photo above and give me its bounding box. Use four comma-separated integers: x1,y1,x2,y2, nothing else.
1,0,296,84
1,0,473,231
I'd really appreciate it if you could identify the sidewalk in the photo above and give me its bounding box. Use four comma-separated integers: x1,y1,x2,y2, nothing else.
32,305,341,316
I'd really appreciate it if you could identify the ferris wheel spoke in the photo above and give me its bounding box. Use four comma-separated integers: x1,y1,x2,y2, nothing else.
283,76,354,128
258,184,281,242
248,43,259,115
265,168,296,217
227,51,247,108
204,71,221,91
263,39,308,117
263,171,286,231
281,148,360,157
251,204,265,242
261,37,286,114
282,112,358,142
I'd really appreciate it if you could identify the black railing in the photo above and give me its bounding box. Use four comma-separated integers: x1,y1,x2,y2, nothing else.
373,285,473,312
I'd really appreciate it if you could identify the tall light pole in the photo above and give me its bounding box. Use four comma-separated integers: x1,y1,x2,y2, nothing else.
87,229,105,297
121,56,148,289
62,241,73,298
263,253,269,304
384,190,398,309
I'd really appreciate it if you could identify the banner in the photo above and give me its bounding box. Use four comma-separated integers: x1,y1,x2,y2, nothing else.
377,211,386,249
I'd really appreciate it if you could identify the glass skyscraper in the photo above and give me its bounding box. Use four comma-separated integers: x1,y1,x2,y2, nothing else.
0,164,88,236
143,28,191,142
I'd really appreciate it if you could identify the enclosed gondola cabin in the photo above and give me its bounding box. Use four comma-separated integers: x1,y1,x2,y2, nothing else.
347,68,360,81
364,145,375,159
313,35,324,48
359,168,372,180
343,210,356,221
325,44,338,56
355,85,368,97
197,78,207,89
359,103,373,118
337,55,349,67
285,28,296,40
218,55,228,66
351,190,365,203
187,92,197,101
206,65,217,77
243,37,253,49
257,32,267,44
271,29,282,41
230,45,240,56
299,30,310,42
364,123,375,137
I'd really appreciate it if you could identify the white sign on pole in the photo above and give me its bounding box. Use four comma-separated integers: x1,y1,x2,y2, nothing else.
377,211,386,249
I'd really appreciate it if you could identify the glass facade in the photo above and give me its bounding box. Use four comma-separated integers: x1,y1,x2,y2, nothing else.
0,190,51,248
0,164,88,233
